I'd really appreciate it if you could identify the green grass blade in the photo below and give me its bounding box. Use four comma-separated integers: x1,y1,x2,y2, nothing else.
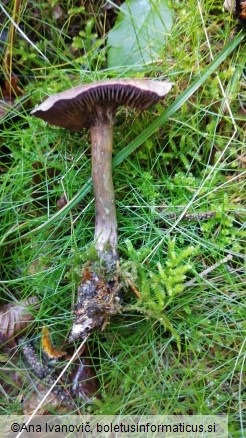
0,31,244,247
113,31,245,166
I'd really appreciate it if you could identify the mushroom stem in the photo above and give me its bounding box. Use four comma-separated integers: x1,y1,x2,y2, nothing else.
90,119,118,262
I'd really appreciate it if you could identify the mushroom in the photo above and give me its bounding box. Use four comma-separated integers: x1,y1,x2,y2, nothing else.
31,78,173,340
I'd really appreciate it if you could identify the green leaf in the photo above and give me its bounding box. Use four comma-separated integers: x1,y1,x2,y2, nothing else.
107,0,173,67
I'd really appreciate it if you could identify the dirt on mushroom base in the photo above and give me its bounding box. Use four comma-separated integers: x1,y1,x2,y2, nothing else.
31,78,173,343
69,259,121,342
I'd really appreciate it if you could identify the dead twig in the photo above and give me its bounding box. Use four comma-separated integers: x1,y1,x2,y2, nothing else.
157,209,216,222
185,254,233,287
18,338,72,404
16,338,87,438
125,277,142,299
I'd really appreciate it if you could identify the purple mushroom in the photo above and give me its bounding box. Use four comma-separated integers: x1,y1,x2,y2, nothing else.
32,78,173,340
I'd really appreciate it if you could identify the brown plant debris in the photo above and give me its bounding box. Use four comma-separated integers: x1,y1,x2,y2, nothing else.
20,339,50,379
0,75,24,119
56,194,67,210
156,209,216,221
18,338,73,405
0,296,38,342
70,355,99,403
19,336,99,409
224,0,246,23
22,383,70,415
239,1,246,18
41,327,66,359
125,277,142,299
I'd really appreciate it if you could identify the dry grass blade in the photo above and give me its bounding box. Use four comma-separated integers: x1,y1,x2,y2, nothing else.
0,3,50,63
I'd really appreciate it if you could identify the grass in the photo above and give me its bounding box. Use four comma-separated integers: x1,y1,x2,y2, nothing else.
0,0,245,435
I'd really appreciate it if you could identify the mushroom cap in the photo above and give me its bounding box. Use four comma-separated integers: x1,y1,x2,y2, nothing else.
31,78,173,130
